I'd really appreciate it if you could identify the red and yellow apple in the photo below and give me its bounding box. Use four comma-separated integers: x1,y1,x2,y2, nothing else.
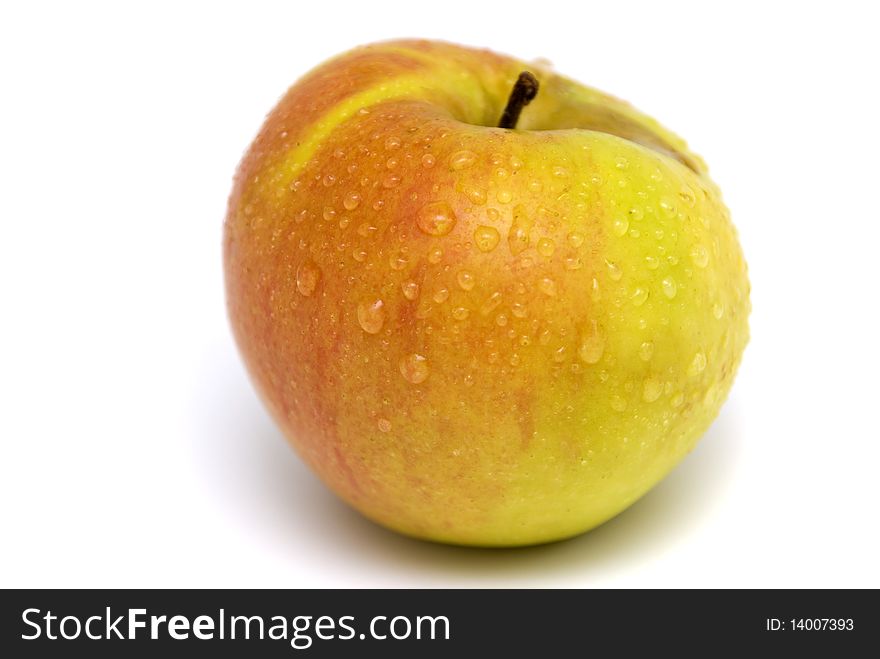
223,40,749,546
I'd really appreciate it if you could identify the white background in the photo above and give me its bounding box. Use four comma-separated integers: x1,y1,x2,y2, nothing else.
2,1,878,588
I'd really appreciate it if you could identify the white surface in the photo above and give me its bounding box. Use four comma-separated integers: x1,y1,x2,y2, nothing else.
1,1,878,588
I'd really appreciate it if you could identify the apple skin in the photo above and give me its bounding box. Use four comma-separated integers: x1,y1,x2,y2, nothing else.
224,40,749,546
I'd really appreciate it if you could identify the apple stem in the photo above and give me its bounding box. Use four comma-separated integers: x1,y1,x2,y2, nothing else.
498,71,539,129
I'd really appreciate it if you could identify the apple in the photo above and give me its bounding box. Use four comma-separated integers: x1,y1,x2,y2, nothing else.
224,39,750,546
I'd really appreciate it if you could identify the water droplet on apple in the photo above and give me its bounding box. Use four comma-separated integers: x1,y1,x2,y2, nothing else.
382,173,401,188
537,277,557,297
295,260,320,297
712,301,725,319
679,185,696,207
590,277,601,302
508,228,529,254
421,153,436,168
462,184,487,205
495,313,508,327
456,270,475,291
497,190,512,204
578,322,605,364
642,377,663,402
377,418,392,432
645,255,660,270
384,136,401,151
323,206,336,222
631,287,649,306
401,281,419,300
567,232,585,248
480,291,503,315
659,197,677,218
537,329,551,346
449,150,477,170
388,251,408,270
357,298,385,334
553,346,568,362
322,174,336,187
661,276,678,299
690,244,709,268
564,256,583,270
670,392,685,408
688,351,707,377
352,248,367,262
704,383,720,406
629,207,644,222
473,225,500,252
610,395,628,412
606,260,622,281
357,222,377,237
508,205,532,255
452,306,469,320
416,201,457,236
343,191,361,211
536,237,555,257
427,246,443,264
511,302,528,318
612,216,629,237
552,166,569,178
399,353,430,384
432,287,449,303
639,341,654,361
